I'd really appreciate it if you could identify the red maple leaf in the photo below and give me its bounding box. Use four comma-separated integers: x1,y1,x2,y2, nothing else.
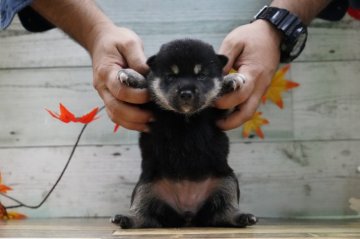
0,173,12,193
114,124,120,133
46,103,99,124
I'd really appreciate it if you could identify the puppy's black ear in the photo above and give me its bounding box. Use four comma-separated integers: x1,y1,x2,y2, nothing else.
217,54,228,67
146,55,157,68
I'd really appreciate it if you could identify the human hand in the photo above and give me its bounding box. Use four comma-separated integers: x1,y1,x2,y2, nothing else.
89,25,153,132
215,20,282,130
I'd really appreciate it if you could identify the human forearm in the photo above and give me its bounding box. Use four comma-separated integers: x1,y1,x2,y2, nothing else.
32,0,152,132
271,0,331,25
31,0,114,54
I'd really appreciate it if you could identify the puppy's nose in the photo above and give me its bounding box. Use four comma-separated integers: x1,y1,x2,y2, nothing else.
179,90,194,101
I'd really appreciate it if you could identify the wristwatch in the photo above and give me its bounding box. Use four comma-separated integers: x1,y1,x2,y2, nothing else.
252,6,308,63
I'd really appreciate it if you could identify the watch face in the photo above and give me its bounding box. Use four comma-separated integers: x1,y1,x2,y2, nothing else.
290,28,307,57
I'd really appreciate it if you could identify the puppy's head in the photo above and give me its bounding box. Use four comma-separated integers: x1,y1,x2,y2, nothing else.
147,39,228,114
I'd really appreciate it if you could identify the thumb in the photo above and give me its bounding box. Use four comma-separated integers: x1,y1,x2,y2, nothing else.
218,38,245,74
122,42,149,76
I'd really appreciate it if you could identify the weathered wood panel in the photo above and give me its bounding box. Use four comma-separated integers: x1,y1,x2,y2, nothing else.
0,1,359,69
1,61,359,147
293,62,360,140
1,141,359,218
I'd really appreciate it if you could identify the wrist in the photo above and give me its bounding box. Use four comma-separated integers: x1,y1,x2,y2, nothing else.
85,21,117,54
251,19,283,47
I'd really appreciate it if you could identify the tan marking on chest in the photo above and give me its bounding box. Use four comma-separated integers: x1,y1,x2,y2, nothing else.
153,178,220,214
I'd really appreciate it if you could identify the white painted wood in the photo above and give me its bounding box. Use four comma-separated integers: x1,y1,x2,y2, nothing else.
0,1,359,68
1,141,359,218
292,62,360,140
1,61,360,147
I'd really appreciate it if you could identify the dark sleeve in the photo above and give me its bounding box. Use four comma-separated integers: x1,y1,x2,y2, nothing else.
317,0,349,21
18,5,54,32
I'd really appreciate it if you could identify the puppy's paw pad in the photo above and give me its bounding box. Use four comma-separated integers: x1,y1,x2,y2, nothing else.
117,69,147,89
222,73,246,94
235,213,258,227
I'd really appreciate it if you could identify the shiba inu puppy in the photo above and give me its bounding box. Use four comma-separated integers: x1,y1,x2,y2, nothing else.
111,39,256,228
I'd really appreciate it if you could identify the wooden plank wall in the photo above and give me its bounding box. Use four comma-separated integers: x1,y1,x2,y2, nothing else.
0,0,359,218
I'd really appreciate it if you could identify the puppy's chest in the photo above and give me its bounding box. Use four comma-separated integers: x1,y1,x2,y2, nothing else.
153,178,220,214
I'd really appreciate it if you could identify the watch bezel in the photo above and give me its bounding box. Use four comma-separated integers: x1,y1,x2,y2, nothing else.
252,6,308,63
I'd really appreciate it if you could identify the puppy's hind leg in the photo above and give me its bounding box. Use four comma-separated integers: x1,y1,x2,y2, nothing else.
193,176,257,227
111,213,162,229
111,214,135,229
117,69,148,89
113,182,186,228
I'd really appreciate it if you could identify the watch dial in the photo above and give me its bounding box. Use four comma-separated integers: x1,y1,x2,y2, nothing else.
290,29,307,57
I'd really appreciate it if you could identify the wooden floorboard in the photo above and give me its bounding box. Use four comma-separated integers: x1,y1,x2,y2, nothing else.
0,218,359,238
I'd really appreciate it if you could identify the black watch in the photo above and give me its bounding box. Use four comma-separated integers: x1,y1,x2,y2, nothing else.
252,6,308,63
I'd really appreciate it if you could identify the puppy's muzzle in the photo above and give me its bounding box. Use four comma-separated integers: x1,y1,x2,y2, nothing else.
174,88,200,113
179,90,194,102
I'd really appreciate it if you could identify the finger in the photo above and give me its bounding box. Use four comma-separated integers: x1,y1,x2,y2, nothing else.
101,89,153,125
119,40,149,75
110,114,150,132
218,33,244,73
215,65,258,109
106,67,151,104
217,93,262,131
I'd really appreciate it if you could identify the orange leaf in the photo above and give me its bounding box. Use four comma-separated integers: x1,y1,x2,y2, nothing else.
113,124,120,133
2,211,27,220
0,202,8,219
59,103,76,122
242,112,269,139
75,107,99,123
262,64,299,109
0,184,12,193
46,103,99,124
229,68,237,74
0,173,12,193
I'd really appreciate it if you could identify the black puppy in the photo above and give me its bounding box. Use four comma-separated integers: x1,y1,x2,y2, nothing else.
111,39,257,228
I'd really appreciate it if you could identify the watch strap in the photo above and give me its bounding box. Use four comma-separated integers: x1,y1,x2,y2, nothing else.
252,6,308,62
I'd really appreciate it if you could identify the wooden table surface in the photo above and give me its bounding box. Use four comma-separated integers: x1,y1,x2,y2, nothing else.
0,218,359,238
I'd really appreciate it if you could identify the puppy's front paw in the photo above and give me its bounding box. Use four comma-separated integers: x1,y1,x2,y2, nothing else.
221,73,246,95
117,69,147,89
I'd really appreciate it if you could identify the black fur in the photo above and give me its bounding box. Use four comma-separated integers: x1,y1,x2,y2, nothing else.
112,39,257,228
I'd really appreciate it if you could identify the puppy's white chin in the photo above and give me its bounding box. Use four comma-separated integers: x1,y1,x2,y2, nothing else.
180,105,193,113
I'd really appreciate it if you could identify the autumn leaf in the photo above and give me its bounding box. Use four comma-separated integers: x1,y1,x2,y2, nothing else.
46,103,99,124
0,173,12,193
0,184,12,194
1,207,27,220
229,68,237,74
1,201,26,220
242,112,269,139
114,124,120,133
262,64,299,108
5,211,27,220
